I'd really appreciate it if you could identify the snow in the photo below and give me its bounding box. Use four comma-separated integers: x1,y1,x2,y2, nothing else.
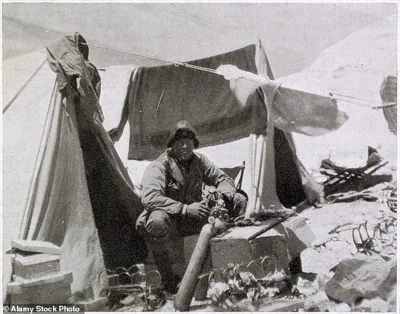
283,14,397,172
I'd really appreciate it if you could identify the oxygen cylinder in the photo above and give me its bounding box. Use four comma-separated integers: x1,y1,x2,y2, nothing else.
174,218,226,311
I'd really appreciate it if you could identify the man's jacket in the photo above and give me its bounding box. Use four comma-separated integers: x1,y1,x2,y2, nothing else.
137,149,237,225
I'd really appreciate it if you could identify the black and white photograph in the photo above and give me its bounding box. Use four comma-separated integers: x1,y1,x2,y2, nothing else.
2,2,398,312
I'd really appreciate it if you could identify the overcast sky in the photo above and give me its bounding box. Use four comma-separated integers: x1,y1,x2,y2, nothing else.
2,2,397,78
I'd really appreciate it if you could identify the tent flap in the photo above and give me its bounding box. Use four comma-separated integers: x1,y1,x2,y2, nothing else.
18,77,107,297
47,33,149,269
11,33,149,298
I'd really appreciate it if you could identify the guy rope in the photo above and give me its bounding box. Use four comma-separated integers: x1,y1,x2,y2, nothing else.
86,42,393,109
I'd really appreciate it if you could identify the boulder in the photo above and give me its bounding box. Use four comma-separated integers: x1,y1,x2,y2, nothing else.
325,256,396,305
378,258,397,300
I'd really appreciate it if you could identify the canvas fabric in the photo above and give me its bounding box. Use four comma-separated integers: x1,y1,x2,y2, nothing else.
46,32,104,122
45,34,148,269
18,82,107,297
380,75,397,135
11,34,148,299
2,54,59,300
122,42,329,208
125,43,271,160
124,42,346,161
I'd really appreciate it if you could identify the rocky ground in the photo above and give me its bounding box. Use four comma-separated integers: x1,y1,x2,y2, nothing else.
110,179,397,312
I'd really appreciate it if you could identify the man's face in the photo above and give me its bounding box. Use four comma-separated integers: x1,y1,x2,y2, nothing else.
172,138,195,161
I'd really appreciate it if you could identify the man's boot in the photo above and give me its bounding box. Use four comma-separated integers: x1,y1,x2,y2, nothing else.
152,250,180,294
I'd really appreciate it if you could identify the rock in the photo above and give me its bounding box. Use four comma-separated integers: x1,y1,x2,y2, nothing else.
257,299,305,312
316,272,334,291
303,291,329,311
8,279,72,304
10,272,73,289
327,302,351,312
352,297,388,312
325,256,396,305
386,287,397,312
378,258,397,300
294,273,319,297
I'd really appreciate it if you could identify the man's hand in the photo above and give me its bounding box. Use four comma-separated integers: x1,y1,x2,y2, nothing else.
232,192,248,216
186,202,210,220
108,127,123,143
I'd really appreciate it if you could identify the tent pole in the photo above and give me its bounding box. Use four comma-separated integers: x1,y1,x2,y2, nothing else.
256,134,267,213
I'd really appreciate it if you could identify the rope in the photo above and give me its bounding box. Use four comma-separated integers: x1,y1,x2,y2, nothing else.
332,96,376,108
88,43,393,111
49,42,397,112
372,103,396,109
87,43,218,75
3,58,47,114
330,92,380,103
329,92,391,108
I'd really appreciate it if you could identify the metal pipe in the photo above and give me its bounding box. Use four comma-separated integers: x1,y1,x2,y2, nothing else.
174,218,227,311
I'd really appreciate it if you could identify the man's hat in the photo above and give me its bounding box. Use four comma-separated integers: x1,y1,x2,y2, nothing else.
167,120,199,148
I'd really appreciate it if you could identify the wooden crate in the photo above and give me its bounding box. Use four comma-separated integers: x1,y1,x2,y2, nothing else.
210,225,289,273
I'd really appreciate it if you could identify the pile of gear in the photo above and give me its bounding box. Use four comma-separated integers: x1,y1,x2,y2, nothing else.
203,186,231,224
98,265,166,311
206,256,303,310
320,147,392,197
351,215,397,261
382,184,397,213
204,186,295,228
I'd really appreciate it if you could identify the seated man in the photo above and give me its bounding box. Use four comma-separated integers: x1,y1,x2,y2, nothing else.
136,120,247,294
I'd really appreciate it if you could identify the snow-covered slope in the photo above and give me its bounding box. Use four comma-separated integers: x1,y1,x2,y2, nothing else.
282,14,397,172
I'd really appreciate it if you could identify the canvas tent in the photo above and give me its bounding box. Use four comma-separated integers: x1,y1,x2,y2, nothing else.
2,34,148,300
